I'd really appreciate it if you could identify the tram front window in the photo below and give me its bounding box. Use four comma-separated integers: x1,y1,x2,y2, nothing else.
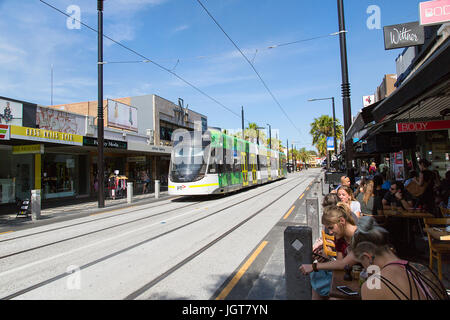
170,144,208,183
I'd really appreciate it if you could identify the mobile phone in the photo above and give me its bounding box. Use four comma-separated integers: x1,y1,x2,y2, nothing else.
337,286,359,296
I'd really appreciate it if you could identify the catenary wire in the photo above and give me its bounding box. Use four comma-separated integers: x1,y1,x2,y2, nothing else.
195,0,307,142
39,0,249,123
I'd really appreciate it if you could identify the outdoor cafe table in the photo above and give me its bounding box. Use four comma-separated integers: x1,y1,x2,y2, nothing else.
423,227,450,241
382,208,434,252
329,270,361,300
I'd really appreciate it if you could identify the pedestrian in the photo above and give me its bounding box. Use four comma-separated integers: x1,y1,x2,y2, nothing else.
369,162,377,175
351,216,448,300
141,170,151,194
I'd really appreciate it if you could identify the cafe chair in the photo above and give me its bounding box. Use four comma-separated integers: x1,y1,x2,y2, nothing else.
423,218,450,281
321,230,337,258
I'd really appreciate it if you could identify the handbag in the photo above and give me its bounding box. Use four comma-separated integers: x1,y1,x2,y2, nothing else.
405,180,427,197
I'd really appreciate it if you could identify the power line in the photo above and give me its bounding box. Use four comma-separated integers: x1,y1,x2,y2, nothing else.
195,0,305,140
39,0,251,124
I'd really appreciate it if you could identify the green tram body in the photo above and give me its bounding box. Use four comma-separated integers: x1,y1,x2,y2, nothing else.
168,129,287,196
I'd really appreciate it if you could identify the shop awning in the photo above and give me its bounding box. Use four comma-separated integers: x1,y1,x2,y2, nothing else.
346,99,383,142
372,37,450,123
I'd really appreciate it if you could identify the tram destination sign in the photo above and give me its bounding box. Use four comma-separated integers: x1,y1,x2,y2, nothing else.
83,137,127,149
383,21,424,50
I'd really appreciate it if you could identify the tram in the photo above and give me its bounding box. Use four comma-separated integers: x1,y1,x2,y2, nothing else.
168,129,287,196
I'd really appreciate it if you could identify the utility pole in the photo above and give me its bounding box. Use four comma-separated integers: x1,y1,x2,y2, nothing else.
241,106,245,140
97,0,105,208
287,138,289,172
337,0,353,170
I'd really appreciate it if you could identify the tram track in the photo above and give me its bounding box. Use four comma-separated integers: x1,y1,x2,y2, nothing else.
0,173,312,300
0,176,297,260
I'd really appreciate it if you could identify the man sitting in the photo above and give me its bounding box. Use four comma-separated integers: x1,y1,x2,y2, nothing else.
382,180,413,210
331,176,351,194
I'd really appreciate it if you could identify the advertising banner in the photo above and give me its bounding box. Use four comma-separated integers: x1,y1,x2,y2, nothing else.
107,99,138,132
0,98,23,126
326,137,334,151
393,151,405,181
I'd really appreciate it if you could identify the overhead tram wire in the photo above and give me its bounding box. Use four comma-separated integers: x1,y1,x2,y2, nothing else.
39,0,254,125
195,0,305,140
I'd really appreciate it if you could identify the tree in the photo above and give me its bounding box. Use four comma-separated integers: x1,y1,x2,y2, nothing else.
309,115,343,156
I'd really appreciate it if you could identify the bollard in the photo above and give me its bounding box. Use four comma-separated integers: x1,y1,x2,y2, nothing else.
306,198,320,243
155,180,160,199
284,226,312,300
31,189,41,221
127,182,133,204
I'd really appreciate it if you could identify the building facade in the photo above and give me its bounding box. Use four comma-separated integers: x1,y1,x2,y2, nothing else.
0,94,207,207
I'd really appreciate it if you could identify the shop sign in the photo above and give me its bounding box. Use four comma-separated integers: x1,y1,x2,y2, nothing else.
383,21,424,50
12,144,44,155
83,136,127,149
0,124,10,140
127,156,146,162
420,0,450,26
10,125,83,145
396,120,450,133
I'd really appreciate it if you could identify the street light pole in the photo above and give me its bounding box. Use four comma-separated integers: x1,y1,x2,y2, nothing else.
307,97,338,163
97,0,105,208
337,0,353,169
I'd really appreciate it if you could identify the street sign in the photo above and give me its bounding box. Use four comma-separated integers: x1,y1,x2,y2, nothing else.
419,0,450,26
383,21,425,50
326,137,334,151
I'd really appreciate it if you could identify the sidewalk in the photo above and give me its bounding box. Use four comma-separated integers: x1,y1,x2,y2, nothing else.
0,191,173,230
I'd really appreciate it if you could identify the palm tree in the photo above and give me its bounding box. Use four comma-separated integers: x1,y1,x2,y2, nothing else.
309,115,343,156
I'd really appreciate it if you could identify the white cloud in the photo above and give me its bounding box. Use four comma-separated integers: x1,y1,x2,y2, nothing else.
173,24,190,33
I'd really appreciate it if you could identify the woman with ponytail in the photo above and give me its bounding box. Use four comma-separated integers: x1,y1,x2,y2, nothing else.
299,205,360,299
351,216,448,300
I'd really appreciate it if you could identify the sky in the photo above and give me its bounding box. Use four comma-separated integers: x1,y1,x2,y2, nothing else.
0,0,426,151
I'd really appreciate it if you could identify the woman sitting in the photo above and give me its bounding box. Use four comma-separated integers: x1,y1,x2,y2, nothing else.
299,205,359,299
351,216,448,300
337,186,361,218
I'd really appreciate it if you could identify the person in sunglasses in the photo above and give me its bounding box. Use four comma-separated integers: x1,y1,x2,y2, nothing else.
382,180,413,210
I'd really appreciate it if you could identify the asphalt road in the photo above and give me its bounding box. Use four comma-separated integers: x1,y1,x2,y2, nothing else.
0,169,322,300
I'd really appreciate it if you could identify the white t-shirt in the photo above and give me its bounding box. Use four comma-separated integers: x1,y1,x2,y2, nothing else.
350,201,361,215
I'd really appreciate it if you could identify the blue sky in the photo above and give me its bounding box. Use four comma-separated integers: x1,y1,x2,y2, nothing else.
0,0,425,151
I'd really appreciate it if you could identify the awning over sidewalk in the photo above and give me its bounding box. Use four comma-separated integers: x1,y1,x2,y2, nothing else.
372,37,450,123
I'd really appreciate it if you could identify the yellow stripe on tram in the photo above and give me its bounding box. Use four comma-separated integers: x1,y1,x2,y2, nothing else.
189,183,219,188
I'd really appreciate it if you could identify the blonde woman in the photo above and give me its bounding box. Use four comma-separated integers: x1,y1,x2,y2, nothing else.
356,180,377,215
337,186,361,218
299,205,359,299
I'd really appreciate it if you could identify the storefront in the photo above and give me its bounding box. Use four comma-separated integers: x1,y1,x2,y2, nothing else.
0,125,86,202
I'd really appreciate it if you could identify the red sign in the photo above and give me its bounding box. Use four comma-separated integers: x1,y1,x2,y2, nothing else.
396,120,450,133
0,124,9,140
420,0,450,26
